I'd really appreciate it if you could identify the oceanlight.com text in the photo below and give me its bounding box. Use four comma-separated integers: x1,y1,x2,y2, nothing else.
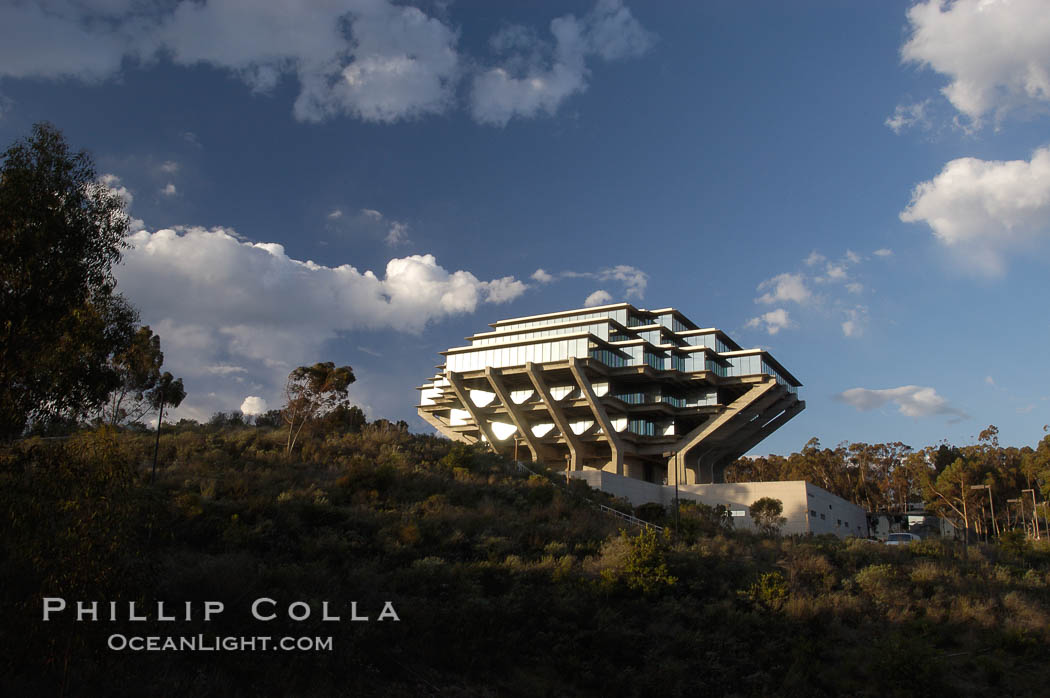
107,634,333,652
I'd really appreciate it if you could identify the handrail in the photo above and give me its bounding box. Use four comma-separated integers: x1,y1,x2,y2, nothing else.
597,503,664,531
511,460,663,531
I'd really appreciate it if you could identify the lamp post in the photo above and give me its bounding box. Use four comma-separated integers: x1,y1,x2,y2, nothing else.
1006,498,1021,530
1022,489,1040,539
663,450,679,535
970,484,999,539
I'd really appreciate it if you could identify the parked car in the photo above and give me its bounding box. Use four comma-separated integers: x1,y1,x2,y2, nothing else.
885,532,921,545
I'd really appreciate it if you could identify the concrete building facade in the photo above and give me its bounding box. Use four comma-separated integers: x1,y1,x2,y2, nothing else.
418,302,805,487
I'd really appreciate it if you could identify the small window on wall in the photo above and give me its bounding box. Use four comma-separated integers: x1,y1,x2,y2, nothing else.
810,510,817,517
820,513,825,520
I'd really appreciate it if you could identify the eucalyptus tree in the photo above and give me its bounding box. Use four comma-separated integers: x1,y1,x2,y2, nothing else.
99,325,165,426
282,362,356,453
150,372,186,483
0,123,134,438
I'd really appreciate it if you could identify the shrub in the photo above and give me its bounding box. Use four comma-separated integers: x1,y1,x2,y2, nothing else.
782,548,836,594
620,528,677,595
674,500,732,540
440,442,475,472
634,502,668,525
1000,529,1030,557
854,563,897,606
747,571,788,610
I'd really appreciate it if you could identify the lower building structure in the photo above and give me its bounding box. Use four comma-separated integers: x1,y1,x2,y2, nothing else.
869,509,957,540
571,470,869,538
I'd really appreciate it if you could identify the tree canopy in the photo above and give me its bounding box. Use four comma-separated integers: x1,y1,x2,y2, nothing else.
98,325,165,426
749,497,785,535
728,425,1049,540
0,122,135,438
283,361,355,452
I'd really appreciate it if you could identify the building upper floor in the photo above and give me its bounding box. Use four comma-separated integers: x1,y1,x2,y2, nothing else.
437,302,801,390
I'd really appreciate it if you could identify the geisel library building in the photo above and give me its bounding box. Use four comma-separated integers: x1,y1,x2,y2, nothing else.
418,303,867,537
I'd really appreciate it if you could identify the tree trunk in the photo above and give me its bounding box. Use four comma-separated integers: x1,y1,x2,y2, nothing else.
151,400,164,484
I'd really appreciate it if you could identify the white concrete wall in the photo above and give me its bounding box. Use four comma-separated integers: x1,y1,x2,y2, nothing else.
803,483,868,537
678,481,809,535
571,469,665,507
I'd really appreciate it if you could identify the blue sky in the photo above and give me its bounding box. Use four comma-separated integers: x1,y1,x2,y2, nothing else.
2,0,1048,454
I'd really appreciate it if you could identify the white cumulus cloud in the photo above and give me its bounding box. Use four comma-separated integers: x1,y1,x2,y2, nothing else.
115,226,527,419
292,2,460,123
900,145,1050,275
485,276,529,303
583,289,613,307
98,173,144,232
885,99,932,134
0,0,134,82
550,264,648,299
902,0,1050,126
749,249,888,336
206,364,247,376
0,0,650,126
471,0,654,126
240,396,268,415
597,264,647,298
100,173,134,208
835,385,969,421
385,221,409,246
0,0,459,124
756,273,811,305
841,306,868,338
531,268,554,284
803,251,826,267
822,263,848,282
746,308,792,335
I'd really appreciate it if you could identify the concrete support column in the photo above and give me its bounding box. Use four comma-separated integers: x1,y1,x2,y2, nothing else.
485,366,553,464
525,362,583,470
569,358,624,476
446,371,506,456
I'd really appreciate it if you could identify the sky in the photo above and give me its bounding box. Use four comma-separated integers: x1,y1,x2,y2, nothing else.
2,0,1049,454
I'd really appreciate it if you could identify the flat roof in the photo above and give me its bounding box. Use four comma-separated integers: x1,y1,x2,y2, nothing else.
644,308,700,330
469,315,629,341
488,303,706,329
489,302,637,327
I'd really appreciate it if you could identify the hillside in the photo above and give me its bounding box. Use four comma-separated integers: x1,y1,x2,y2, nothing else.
3,422,1050,696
